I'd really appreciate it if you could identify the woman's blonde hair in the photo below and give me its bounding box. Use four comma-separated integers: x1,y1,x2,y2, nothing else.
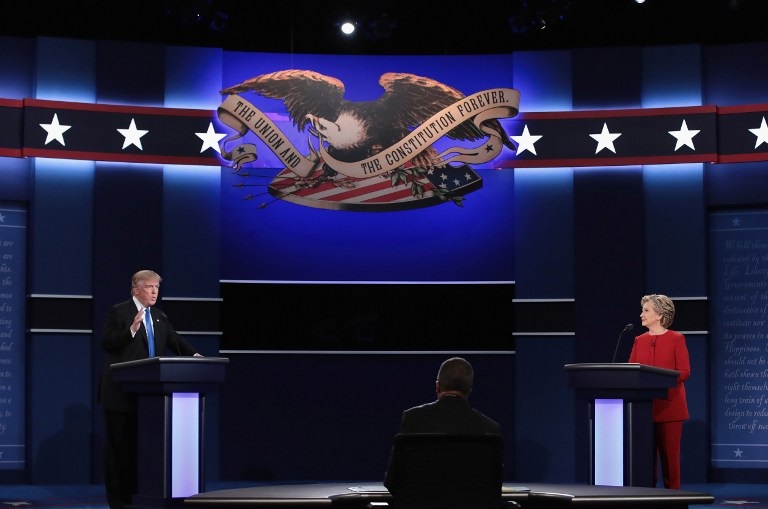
642,294,675,328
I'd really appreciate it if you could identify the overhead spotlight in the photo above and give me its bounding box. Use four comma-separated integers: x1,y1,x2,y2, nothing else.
164,0,231,36
634,0,646,4
508,15,533,35
508,0,572,36
209,11,229,32
340,21,356,35
366,13,397,40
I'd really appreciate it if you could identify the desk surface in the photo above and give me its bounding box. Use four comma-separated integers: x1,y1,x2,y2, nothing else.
185,482,714,508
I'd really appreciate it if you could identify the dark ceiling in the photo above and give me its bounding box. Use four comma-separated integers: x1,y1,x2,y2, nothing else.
2,0,767,55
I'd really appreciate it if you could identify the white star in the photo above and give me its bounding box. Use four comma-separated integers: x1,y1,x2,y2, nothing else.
511,125,543,155
117,118,149,150
732,217,741,227
589,123,622,154
39,113,72,146
748,116,768,148
195,122,227,153
669,119,700,151
734,447,744,458
0,212,5,223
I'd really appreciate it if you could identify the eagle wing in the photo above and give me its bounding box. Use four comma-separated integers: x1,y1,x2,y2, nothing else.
378,72,514,149
221,69,346,132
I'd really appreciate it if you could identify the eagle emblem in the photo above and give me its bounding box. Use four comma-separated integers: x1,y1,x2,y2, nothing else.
218,69,519,210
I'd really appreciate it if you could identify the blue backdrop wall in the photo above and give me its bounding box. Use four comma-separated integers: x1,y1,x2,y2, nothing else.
1,35,767,486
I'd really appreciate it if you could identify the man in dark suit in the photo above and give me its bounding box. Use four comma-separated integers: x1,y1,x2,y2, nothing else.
98,269,201,509
384,357,500,493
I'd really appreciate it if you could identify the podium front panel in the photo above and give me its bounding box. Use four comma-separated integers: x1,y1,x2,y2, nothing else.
171,393,200,498
594,399,623,486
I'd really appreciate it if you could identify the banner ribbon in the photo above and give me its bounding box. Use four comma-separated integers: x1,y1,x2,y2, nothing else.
217,87,520,178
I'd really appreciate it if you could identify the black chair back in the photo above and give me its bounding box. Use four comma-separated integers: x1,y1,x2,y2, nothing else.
387,433,503,509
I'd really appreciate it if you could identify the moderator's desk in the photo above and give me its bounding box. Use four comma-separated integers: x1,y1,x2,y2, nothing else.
185,482,714,509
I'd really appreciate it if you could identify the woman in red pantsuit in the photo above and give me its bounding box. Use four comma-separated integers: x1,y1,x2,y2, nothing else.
628,294,690,489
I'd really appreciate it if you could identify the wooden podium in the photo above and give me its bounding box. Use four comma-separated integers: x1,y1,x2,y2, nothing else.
564,363,678,487
110,356,229,508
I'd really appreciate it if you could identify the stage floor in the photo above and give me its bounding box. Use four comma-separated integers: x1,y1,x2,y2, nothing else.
185,482,715,508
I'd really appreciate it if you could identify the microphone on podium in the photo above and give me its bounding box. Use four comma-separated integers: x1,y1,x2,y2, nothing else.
158,310,182,357
611,323,635,363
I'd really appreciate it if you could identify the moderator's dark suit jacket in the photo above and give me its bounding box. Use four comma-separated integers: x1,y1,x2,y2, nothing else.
98,298,198,412
384,395,501,492
395,395,501,435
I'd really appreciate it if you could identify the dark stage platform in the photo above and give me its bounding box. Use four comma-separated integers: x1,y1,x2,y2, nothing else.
185,482,714,508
